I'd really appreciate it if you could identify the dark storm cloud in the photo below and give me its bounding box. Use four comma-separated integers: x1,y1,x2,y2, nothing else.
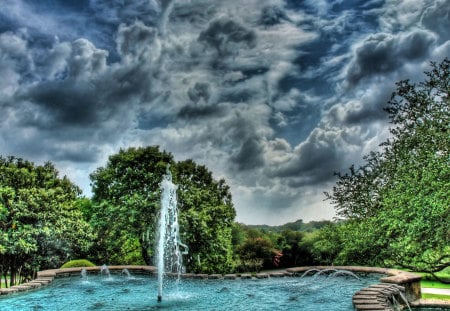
328,101,386,126
421,0,450,42
198,17,257,56
187,82,211,103
89,0,159,26
10,38,110,130
0,31,31,96
346,30,436,86
23,82,101,128
178,104,226,119
265,128,344,184
231,136,265,171
260,6,289,26
324,82,394,127
116,21,158,60
1,20,161,161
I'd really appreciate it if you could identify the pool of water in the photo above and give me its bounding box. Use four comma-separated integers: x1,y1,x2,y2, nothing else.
0,273,384,310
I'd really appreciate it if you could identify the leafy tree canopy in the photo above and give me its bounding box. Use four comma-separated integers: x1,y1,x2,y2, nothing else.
0,156,93,287
88,146,236,273
325,58,450,276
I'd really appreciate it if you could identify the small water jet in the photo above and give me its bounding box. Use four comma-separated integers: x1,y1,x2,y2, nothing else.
300,269,320,278
314,268,338,277
100,264,112,280
122,269,132,279
155,166,188,303
329,270,361,280
390,291,412,311
81,268,89,283
300,268,361,281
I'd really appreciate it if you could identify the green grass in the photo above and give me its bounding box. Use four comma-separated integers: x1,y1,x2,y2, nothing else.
421,280,450,289
422,293,450,300
420,269,450,301
416,268,450,300
0,276,10,288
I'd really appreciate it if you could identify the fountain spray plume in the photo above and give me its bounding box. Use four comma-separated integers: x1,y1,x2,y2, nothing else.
156,165,188,303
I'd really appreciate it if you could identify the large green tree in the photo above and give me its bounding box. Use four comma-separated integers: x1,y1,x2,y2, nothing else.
0,157,93,287
88,146,173,265
88,146,236,273
325,59,450,276
175,159,236,273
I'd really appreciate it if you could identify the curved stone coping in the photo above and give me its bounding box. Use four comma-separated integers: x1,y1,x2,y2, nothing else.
353,283,407,310
286,265,421,281
286,266,424,311
37,265,157,278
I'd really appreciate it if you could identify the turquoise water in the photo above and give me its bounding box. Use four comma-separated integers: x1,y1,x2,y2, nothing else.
0,273,384,310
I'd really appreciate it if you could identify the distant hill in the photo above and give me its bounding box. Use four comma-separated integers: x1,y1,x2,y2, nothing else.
244,219,332,232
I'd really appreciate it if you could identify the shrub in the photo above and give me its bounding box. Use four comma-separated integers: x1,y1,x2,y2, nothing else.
61,259,96,268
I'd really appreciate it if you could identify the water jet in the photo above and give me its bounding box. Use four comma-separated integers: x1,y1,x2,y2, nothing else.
155,166,188,302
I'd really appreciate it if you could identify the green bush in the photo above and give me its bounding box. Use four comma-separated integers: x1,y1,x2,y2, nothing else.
61,259,96,268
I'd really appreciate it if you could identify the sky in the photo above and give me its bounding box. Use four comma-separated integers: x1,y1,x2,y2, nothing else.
0,0,449,225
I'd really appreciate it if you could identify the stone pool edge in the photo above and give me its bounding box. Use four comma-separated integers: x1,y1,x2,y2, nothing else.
287,266,450,311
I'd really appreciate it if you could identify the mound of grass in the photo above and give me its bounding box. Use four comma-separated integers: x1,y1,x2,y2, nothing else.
61,259,96,268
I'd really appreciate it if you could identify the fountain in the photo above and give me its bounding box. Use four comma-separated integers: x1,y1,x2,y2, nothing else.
0,170,428,310
155,166,188,302
80,269,88,281
100,264,111,278
122,269,132,279
0,269,389,310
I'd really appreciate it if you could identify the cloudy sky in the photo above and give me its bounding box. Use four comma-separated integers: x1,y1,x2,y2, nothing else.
0,0,449,225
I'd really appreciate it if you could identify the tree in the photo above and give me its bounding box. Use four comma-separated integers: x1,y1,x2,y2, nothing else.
175,159,236,273
0,157,93,287
325,59,450,275
88,146,236,273
88,146,173,265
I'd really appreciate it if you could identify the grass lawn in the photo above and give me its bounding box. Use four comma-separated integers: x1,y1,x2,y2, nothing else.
422,293,450,300
420,269,450,300
421,279,450,289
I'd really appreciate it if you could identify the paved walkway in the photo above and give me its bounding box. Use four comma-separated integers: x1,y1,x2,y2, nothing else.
422,287,450,295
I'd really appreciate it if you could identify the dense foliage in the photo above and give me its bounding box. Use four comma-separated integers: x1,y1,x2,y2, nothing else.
0,157,93,287
324,59,450,276
232,221,330,272
175,159,236,273
87,146,236,274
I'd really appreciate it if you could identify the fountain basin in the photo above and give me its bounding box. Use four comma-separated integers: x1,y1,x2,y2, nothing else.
0,267,383,311
1,266,448,310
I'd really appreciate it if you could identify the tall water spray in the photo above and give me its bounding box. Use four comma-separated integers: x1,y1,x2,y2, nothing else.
156,166,187,302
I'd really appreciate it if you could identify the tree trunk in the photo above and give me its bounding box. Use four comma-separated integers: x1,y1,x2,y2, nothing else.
140,238,152,265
